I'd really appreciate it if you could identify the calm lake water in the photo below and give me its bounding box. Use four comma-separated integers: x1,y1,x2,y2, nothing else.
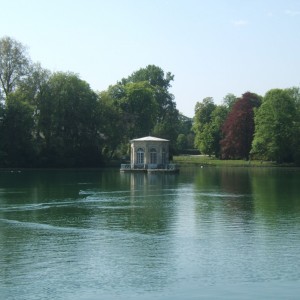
1,167,300,300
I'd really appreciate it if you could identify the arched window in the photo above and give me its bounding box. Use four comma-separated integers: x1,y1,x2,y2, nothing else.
137,148,144,164
150,148,157,164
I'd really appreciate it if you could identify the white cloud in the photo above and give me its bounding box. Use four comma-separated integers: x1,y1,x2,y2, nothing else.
232,20,248,26
285,9,300,16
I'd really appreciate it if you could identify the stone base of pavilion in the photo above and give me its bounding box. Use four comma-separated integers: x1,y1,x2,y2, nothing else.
120,163,179,173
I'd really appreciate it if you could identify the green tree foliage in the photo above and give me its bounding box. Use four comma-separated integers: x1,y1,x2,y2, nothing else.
286,87,300,163
123,64,174,89
192,101,228,157
98,89,125,159
0,36,31,98
0,93,35,167
152,103,179,152
18,63,51,106
221,92,261,160
209,105,228,157
176,133,187,152
102,65,181,156
100,81,158,151
37,72,103,167
222,93,237,111
251,89,299,163
2,35,299,167
123,65,180,144
176,114,194,153
119,81,158,138
192,97,216,155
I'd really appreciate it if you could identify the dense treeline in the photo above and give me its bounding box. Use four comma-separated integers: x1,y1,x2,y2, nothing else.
0,37,192,167
193,88,300,165
1,36,299,168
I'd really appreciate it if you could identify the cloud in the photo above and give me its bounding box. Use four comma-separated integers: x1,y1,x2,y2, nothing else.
232,20,248,26
285,9,300,16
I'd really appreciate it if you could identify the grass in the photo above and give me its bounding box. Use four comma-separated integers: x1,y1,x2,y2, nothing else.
173,155,278,167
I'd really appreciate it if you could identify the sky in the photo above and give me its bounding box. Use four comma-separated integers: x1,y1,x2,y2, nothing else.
1,0,300,117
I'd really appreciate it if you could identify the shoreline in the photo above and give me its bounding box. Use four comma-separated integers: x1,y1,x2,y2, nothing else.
173,155,299,168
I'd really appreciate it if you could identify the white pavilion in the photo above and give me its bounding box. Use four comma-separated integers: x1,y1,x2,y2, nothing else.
120,136,178,172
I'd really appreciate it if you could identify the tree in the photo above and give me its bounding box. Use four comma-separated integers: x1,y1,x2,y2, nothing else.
192,102,227,157
0,92,35,167
0,101,6,162
122,64,174,90
176,133,187,152
209,105,228,157
38,72,103,167
192,97,216,155
98,89,125,159
220,92,261,159
285,87,300,163
251,89,298,163
104,81,158,140
121,81,158,138
176,114,194,152
152,100,179,152
18,63,51,106
0,36,31,98
122,65,180,145
222,93,237,111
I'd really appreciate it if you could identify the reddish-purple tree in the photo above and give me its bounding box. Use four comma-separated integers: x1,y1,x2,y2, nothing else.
220,92,261,159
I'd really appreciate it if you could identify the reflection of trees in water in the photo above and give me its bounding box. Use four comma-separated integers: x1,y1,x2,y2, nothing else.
1,170,179,293
98,172,179,291
192,167,300,228
251,168,300,218
193,167,255,226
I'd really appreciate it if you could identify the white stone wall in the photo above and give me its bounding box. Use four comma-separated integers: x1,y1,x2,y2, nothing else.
131,140,169,166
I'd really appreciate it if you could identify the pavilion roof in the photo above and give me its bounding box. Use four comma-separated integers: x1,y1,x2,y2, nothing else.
130,136,169,142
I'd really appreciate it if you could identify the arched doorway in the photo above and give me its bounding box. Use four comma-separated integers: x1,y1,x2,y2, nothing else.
150,148,157,164
136,148,144,165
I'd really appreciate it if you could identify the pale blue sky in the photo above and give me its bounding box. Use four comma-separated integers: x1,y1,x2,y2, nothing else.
1,0,300,117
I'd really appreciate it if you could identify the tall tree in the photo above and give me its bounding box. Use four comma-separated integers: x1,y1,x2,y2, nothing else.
222,93,237,111
209,105,228,157
122,82,158,138
122,65,180,144
38,72,103,167
0,101,6,162
0,36,31,98
98,89,125,159
123,64,174,90
176,114,194,152
220,92,261,159
251,89,298,163
192,97,216,155
0,92,35,167
286,87,300,163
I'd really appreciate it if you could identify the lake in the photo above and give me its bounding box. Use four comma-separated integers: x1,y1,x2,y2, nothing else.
1,167,300,299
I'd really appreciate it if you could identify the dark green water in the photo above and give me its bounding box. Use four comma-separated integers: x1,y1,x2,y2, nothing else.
1,167,300,300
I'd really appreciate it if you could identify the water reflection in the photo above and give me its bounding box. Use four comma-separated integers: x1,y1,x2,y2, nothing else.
251,168,300,217
189,167,300,286
1,168,300,300
118,172,178,233
192,167,255,226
